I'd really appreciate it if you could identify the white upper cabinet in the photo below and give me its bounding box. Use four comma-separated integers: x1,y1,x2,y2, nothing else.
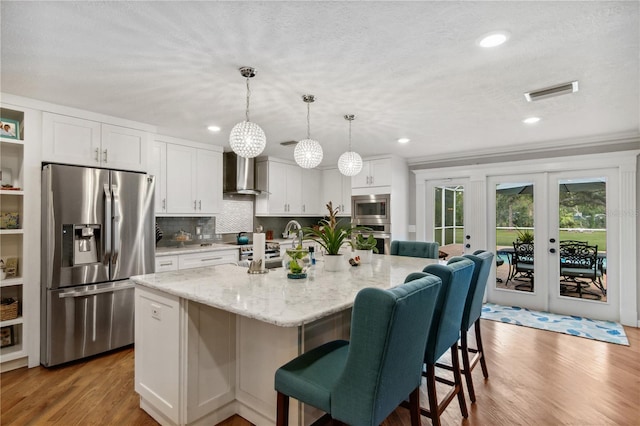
351,158,393,189
255,158,320,216
302,168,321,214
321,168,351,216
155,136,223,216
43,113,148,172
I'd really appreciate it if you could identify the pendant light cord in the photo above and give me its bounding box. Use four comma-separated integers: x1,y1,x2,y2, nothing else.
348,119,352,151
245,77,251,122
307,102,311,139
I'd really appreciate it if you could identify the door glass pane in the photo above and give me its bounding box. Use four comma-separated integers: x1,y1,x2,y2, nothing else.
433,185,463,257
495,182,534,292
557,178,607,302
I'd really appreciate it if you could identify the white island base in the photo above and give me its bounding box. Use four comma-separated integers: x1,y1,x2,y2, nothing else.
135,285,351,426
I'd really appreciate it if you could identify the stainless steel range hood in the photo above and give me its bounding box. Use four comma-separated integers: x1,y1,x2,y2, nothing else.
223,152,263,195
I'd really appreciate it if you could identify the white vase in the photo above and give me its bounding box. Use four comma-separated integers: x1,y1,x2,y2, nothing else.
354,249,373,264
324,253,346,272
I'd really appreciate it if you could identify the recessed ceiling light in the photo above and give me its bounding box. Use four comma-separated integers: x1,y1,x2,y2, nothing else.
523,117,541,124
397,138,410,144
478,31,510,48
207,125,221,132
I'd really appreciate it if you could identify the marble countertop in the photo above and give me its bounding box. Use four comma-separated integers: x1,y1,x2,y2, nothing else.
155,244,240,256
132,255,439,327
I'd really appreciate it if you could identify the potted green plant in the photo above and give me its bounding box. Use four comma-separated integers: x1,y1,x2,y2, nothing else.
516,228,534,244
284,245,309,279
302,201,362,271
353,234,379,264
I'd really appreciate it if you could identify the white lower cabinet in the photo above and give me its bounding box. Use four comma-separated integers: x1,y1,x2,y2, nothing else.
155,256,178,272
135,286,237,426
178,250,238,270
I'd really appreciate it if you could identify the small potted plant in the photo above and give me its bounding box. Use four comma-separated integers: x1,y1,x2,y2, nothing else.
353,234,379,264
303,202,365,271
284,245,309,279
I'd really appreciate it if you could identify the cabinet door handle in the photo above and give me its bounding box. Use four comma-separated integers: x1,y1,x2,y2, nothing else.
302,204,305,213
201,257,223,262
199,200,202,210
194,200,197,210
95,148,100,163
162,199,166,210
103,149,108,163
370,176,373,185
159,261,173,266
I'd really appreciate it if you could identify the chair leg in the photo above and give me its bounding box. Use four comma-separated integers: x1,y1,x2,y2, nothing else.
276,391,289,426
475,320,489,379
425,363,441,426
450,342,469,418
409,387,421,426
460,329,476,403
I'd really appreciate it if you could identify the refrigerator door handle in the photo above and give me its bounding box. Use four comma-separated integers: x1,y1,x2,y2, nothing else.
58,282,135,298
112,184,121,264
104,184,112,264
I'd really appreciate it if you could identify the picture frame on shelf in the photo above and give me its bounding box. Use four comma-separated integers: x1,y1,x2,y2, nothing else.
0,326,15,348
0,118,20,140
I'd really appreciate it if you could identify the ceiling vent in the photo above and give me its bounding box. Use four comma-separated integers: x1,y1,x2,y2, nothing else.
524,81,579,102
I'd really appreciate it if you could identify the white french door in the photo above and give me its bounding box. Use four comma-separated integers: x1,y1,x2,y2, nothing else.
487,169,619,320
547,169,619,320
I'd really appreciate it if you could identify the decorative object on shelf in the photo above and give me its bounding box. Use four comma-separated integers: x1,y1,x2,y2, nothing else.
353,233,379,264
302,201,367,272
0,168,13,188
294,94,323,169
0,297,18,321
338,114,363,176
4,257,17,278
0,118,20,140
285,246,309,279
229,66,266,158
0,325,15,348
0,260,5,280
0,212,20,229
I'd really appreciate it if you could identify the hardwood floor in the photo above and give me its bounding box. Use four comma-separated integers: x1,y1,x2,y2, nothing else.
2,320,639,425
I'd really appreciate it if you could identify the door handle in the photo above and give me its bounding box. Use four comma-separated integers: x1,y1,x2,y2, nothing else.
550,248,556,254
103,149,108,163
112,185,120,264
549,238,556,243
201,257,223,262
58,282,135,298
162,199,166,210
103,184,112,264
199,200,202,210
95,148,100,163
466,235,471,240
194,200,197,210
465,244,471,249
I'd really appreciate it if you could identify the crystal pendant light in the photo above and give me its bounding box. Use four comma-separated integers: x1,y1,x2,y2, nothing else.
338,114,363,176
294,94,323,169
229,66,266,158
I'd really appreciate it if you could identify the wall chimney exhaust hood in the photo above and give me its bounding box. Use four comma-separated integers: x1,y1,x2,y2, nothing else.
223,152,264,195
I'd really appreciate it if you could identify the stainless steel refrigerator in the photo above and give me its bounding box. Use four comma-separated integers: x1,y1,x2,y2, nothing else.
41,164,154,366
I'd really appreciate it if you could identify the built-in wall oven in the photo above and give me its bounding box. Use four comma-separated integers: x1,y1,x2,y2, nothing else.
352,194,392,254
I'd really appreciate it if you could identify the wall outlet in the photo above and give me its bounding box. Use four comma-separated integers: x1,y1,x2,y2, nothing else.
408,225,416,233
151,304,162,320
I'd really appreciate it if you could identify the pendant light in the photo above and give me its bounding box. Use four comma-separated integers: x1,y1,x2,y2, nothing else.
294,94,323,169
338,114,363,176
229,66,266,158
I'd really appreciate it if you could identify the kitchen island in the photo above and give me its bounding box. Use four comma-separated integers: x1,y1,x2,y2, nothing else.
132,255,438,426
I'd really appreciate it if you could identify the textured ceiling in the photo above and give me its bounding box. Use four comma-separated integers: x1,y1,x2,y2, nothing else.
1,1,638,166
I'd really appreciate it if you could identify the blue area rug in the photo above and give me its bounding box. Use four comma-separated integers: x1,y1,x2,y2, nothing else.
481,303,629,346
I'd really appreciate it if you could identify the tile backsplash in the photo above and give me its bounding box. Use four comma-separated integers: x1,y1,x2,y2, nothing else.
155,217,215,247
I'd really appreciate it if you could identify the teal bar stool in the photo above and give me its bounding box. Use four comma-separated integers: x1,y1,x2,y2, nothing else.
274,275,442,426
404,258,475,426
390,240,440,259
446,250,494,403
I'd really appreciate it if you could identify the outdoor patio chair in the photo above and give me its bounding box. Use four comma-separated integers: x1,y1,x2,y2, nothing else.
559,242,603,299
512,241,534,290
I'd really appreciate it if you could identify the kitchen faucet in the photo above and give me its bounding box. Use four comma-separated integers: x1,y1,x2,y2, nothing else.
284,220,303,248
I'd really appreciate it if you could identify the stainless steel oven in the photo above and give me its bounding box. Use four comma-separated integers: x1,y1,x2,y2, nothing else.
351,194,390,224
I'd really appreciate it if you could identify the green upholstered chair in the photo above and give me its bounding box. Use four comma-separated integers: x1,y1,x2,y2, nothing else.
274,276,442,426
446,250,494,403
404,258,475,426
390,240,440,259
